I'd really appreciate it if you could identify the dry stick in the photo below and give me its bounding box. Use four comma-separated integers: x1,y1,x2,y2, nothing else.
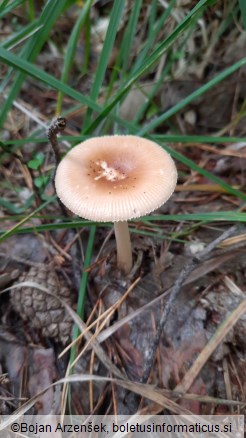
47,117,68,218
140,224,240,384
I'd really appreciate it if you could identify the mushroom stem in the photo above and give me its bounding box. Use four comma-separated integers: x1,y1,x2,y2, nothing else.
114,221,133,274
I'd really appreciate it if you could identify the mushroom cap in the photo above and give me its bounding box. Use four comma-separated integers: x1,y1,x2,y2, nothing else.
55,135,177,222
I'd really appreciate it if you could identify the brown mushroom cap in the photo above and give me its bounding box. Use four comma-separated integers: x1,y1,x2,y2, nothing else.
55,135,177,222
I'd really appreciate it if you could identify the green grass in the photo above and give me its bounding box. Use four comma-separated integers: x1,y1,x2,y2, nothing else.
138,57,246,136
82,0,215,134
83,0,126,129
0,0,68,128
239,0,246,28
1,211,246,242
1,0,245,237
56,0,94,115
0,6,244,191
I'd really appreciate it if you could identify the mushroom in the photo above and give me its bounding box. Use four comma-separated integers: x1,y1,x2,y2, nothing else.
55,135,177,274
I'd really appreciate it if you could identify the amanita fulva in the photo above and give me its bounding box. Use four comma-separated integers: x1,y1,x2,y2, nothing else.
55,135,177,274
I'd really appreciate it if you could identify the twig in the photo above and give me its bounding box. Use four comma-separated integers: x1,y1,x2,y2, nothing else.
140,224,240,384
47,117,68,217
47,117,66,163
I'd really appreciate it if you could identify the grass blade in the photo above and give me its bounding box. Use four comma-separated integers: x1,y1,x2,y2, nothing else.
0,0,68,129
2,211,246,238
138,57,246,135
0,0,24,17
83,0,126,128
0,46,101,111
239,0,246,29
82,0,213,133
56,0,94,115
0,196,57,244
0,46,133,131
156,141,246,202
75,226,96,324
3,21,42,50
132,0,177,74
106,0,143,99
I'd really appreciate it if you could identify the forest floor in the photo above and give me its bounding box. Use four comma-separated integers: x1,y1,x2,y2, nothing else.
0,0,246,420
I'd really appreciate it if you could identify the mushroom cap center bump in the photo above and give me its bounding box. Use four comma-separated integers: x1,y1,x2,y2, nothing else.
93,160,128,182
55,135,177,222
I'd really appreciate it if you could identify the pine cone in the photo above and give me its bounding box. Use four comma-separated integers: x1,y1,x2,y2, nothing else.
11,267,74,344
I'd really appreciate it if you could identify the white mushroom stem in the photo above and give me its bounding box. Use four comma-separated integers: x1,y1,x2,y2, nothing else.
114,221,133,274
